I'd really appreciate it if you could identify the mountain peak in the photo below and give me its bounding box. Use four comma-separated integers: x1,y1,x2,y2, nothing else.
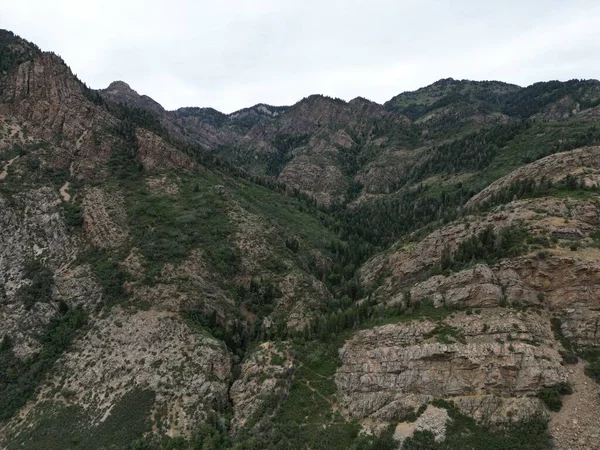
100,80,165,114
105,80,134,92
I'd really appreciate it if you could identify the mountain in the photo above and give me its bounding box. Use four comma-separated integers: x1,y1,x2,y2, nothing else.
385,77,521,117
99,75,600,209
101,81,166,115
1,29,600,450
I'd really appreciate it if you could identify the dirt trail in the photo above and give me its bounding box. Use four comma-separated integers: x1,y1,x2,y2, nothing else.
0,156,19,180
60,181,71,202
549,362,600,450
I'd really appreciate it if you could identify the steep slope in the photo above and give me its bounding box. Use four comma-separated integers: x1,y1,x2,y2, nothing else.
101,81,166,115
0,31,348,449
99,76,600,210
385,78,520,116
99,84,414,205
351,150,600,448
3,28,600,450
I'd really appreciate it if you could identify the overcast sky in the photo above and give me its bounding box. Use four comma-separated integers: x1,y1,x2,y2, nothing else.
2,0,600,113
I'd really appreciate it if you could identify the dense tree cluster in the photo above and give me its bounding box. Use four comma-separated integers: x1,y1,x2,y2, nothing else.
440,226,528,273
335,183,473,248
17,260,54,310
403,121,531,181
266,133,310,176
502,79,600,118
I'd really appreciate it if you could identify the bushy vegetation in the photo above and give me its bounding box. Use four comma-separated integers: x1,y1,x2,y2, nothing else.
402,400,552,450
476,175,599,213
5,388,155,450
61,201,84,228
16,260,54,310
440,226,529,273
227,335,399,450
502,80,600,118
550,318,600,386
84,247,131,306
124,177,240,278
108,102,168,138
406,121,531,179
550,317,578,364
335,118,600,250
386,78,600,121
108,118,144,180
232,278,282,318
536,382,573,411
267,133,310,176
580,347,600,385
0,306,88,422
334,182,473,248
425,324,466,344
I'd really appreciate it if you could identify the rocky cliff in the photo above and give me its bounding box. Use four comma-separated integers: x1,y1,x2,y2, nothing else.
2,29,600,450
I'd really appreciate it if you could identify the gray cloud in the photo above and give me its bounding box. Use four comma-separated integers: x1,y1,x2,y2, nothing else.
2,0,599,112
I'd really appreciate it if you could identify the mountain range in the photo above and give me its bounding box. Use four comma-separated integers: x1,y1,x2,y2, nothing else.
1,28,600,449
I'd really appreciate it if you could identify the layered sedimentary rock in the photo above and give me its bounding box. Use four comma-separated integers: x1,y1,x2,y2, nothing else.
336,308,562,425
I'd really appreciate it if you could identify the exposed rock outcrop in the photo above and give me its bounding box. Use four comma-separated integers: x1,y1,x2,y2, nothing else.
0,187,77,357
1,53,118,177
136,129,195,172
81,187,128,250
394,405,450,447
361,195,600,295
336,308,561,425
467,146,600,207
100,81,165,116
230,342,293,432
15,308,231,436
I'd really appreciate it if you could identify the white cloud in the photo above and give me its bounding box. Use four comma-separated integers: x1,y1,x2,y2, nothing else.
2,0,599,112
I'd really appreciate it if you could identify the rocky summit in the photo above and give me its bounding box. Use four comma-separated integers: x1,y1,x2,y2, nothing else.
1,28,600,450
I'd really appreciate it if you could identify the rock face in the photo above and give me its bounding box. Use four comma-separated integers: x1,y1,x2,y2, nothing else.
467,146,600,207
228,200,333,329
0,53,118,177
548,362,600,450
100,81,165,116
361,195,600,297
81,187,129,250
236,95,410,205
393,405,450,446
230,342,293,432
0,187,77,357
0,52,195,180
388,254,600,348
136,129,196,172
100,84,414,205
348,156,600,445
336,308,559,425
32,308,231,436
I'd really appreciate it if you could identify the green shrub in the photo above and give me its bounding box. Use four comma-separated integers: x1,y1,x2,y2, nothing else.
440,226,529,273
84,248,130,306
0,306,88,422
536,383,573,412
17,260,54,310
585,359,600,383
61,202,83,228
550,317,578,364
404,400,551,450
